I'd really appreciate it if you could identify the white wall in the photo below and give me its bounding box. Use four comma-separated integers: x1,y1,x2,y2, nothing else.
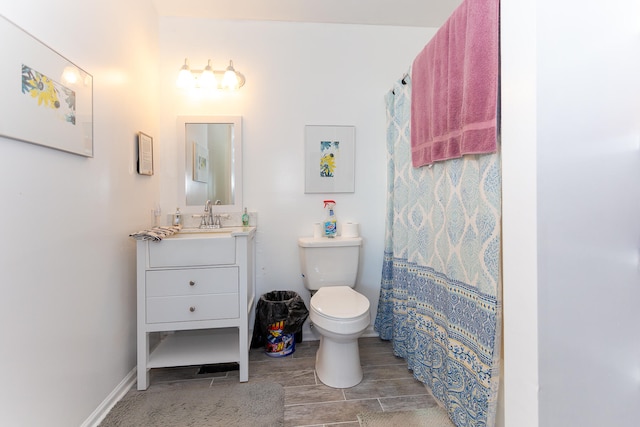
503,0,640,425
501,0,539,425
536,0,640,425
0,1,160,425
157,18,436,335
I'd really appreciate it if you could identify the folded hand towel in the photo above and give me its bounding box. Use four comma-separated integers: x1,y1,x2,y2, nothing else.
411,0,499,167
129,225,182,241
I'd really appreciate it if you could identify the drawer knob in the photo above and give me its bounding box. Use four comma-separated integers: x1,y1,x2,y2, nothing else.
189,281,196,286
189,306,196,312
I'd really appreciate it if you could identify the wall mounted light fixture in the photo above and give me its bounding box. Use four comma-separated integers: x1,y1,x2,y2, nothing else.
176,58,246,91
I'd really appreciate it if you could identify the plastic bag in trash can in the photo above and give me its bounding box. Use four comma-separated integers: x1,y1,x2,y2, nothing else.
251,290,309,349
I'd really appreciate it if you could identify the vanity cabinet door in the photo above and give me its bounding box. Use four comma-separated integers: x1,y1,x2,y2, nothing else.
146,294,239,323
145,267,239,323
146,267,237,296
147,237,236,267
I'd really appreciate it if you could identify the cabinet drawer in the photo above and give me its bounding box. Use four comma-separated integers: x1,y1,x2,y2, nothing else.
146,268,238,297
146,293,239,323
148,237,235,267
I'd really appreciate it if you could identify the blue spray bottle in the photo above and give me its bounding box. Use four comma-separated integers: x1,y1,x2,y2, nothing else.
323,200,337,238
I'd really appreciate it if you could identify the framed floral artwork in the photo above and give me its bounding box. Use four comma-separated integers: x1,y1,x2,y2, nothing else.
0,15,93,157
304,125,355,193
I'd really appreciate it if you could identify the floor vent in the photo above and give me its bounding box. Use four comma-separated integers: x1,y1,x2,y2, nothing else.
197,362,239,374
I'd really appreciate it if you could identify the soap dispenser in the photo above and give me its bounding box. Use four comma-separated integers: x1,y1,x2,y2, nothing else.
242,208,249,226
172,207,182,226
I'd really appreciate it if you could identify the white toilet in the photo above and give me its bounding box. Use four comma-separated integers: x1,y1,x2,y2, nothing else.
298,236,370,388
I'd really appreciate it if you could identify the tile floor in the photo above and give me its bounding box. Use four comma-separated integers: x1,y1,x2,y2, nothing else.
140,336,440,427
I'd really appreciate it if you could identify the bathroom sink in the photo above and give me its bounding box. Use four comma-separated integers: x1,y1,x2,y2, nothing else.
171,226,252,238
179,227,239,234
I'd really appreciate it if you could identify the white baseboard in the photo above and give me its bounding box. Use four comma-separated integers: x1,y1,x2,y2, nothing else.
80,367,137,427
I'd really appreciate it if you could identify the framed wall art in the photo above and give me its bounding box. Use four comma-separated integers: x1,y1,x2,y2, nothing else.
0,16,93,157
304,125,355,193
137,132,153,176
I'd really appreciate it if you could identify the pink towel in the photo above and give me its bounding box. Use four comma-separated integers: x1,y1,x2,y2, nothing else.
411,0,499,167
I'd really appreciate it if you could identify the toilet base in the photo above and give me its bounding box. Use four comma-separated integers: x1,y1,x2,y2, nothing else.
315,334,363,388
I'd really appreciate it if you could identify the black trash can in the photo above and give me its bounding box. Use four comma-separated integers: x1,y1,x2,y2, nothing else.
251,291,309,357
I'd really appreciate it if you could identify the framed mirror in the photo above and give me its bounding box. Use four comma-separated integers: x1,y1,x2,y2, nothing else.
177,115,242,213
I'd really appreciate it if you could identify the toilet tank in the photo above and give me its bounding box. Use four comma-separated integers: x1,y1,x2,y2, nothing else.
298,236,362,290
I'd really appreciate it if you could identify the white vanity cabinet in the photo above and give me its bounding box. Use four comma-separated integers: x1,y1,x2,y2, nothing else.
136,228,256,390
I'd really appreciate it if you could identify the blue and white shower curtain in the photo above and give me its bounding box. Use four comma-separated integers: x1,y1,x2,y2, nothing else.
375,75,502,427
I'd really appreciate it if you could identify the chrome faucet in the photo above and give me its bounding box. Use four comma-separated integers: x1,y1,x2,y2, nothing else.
198,200,228,229
206,200,215,226
199,200,223,228
198,200,214,228
212,214,222,228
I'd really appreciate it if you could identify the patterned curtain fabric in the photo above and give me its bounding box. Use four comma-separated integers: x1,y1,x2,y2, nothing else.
376,74,502,427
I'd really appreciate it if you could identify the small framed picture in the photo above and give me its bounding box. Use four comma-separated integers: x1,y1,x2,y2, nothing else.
304,125,355,193
137,132,153,175
193,142,209,182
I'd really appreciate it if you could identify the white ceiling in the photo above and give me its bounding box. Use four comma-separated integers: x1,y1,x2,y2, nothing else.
153,0,464,28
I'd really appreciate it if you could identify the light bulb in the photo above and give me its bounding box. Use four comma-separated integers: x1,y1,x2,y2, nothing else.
176,58,195,89
199,59,217,89
222,60,239,90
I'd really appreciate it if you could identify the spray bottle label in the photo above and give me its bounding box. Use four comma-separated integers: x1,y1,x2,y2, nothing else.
324,219,337,237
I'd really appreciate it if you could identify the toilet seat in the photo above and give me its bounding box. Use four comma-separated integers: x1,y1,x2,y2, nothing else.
311,286,369,320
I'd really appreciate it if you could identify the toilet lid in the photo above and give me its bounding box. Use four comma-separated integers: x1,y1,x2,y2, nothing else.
311,286,370,319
